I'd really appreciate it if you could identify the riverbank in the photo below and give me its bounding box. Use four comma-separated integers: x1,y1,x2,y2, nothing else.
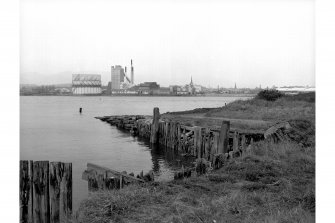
76,140,315,223
76,92,315,222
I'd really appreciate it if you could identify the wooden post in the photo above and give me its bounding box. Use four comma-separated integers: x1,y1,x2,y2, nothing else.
150,107,160,144
241,135,246,153
194,127,202,158
170,122,175,149
119,175,123,189
168,122,174,149
213,132,219,154
49,162,62,223
28,160,33,222
218,121,230,154
204,134,210,160
246,138,254,154
59,163,72,223
165,122,169,147
20,160,33,223
32,161,50,223
233,131,239,152
177,123,181,150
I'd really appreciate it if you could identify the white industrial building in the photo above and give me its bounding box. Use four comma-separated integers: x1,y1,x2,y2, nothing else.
72,74,102,95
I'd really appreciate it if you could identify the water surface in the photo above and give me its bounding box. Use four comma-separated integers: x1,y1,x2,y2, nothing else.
20,96,250,210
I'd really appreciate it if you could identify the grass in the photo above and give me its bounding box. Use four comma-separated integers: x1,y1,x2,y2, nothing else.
76,141,315,223
161,92,315,134
76,92,315,222
165,92,315,122
204,97,315,122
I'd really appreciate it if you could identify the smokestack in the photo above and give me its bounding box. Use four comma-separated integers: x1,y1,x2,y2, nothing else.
125,66,127,73
131,59,134,84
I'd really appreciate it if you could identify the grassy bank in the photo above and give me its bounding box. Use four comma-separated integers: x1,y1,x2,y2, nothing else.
76,92,315,222
76,140,315,223
167,92,315,121
162,92,315,133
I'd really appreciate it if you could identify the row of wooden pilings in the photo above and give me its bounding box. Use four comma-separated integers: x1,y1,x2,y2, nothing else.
20,160,72,223
95,107,257,178
150,107,253,168
81,163,154,192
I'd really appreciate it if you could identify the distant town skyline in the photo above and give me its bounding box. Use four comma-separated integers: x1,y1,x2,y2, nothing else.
21,0,315,88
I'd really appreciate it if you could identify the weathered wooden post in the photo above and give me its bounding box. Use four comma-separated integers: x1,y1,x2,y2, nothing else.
241,135,246,153
246,138,254,154
120,175,123,189
213,132,219,154
33,161,50,223
150,107,160,144
59,163,72,223
204,132,210,160
233,131,239,152
194,127,202,158
218,121,230,154
177,123,182,150
165,122,169,147
49,162,72,223
20,160,33,223
49,162,61,223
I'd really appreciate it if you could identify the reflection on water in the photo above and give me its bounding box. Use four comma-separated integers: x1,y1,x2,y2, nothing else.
115,128,195,181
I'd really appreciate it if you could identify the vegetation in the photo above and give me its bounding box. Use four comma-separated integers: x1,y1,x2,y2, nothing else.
76,92,315,222
165,92,315,123
76,140,315,223
256,89,284,101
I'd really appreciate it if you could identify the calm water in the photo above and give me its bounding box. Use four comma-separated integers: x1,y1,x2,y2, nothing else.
20,96,249,210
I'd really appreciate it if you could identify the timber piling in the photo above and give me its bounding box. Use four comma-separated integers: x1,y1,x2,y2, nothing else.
20,160,72,223
95,107,262,170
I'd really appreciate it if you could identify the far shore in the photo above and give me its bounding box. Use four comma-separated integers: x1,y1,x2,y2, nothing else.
19,93,256,97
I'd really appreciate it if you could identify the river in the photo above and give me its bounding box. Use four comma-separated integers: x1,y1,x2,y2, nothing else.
20,95,251,210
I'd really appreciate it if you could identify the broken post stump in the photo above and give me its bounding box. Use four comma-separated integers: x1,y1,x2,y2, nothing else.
150,107,160,144
194,127,202,158
218,121,230,154
241,135,246,153
233,131,239,152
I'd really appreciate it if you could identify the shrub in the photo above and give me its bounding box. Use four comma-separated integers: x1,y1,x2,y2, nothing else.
256,90,284,101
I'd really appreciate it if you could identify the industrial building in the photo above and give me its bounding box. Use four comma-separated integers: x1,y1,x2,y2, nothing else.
72,74,102,95
111,65,125,90
111,60,134,91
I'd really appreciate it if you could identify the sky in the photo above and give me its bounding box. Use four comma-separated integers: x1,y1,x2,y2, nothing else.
20,0,315,88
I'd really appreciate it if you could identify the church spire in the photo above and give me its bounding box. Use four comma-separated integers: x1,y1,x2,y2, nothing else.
190,76,193,86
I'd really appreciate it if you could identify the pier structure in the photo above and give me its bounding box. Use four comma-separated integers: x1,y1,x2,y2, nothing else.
95,107,263,171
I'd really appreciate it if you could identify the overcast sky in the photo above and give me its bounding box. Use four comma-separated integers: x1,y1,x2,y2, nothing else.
20,0,314,88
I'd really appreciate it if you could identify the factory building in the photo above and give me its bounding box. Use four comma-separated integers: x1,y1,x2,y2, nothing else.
72,74,102,95
111,65,125,90
111,59,135,93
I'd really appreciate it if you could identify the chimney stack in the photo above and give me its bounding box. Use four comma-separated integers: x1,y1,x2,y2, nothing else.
131,59,134,84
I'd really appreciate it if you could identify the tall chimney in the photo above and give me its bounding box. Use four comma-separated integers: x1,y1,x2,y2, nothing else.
131,59,134,84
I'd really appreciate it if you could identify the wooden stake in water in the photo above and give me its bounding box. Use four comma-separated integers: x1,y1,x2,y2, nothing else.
150,107,160,144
